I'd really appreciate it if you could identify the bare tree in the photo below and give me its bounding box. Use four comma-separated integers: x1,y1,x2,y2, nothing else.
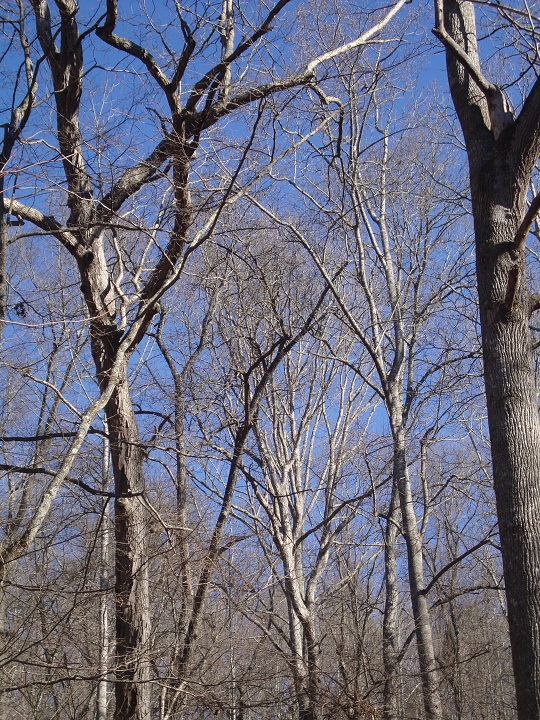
238,319,378,720
0,1,409,716
110,229,332,718
250,71,477,717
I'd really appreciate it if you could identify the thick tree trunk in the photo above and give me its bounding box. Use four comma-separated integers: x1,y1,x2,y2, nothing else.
296,661,319,720
281,536,321,720
80,240,151,719
441,2,540,714
286,596,320,720
288,604,310,720
303,620,321,720
473,175,540,719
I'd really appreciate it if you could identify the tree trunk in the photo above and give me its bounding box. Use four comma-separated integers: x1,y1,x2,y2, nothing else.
106,368,150,720
285,596,319,720
441,3,540,714
288,603,310,720
474,181,540,718
97,429,111,720
303,619,321,720
392,421,442,720
447,597,464,720
172,380,193,663
0,574,9,720
382,485,400,720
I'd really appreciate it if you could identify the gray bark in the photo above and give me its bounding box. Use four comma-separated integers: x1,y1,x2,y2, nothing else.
106,370,150,720
441,2,540,717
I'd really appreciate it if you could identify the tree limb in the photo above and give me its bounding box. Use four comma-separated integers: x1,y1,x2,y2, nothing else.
0,198,89,261
513,189,540,254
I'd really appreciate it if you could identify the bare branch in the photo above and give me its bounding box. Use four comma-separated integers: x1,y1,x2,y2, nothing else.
513,189,540,254
97,137,171,221
0,464,114,497
305,0,409,73
1,198,89,261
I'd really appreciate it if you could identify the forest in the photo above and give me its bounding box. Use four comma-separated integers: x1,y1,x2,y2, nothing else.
0,0,539,718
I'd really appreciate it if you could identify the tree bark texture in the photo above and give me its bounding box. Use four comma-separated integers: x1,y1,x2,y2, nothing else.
443,2,540,716
105,367,150,720
96,432,111,720
473,153,540,720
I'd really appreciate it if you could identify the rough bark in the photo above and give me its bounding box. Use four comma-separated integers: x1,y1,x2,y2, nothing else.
473,151,540,720
104,366,150,720
441,1,540,716
77,240,151,720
